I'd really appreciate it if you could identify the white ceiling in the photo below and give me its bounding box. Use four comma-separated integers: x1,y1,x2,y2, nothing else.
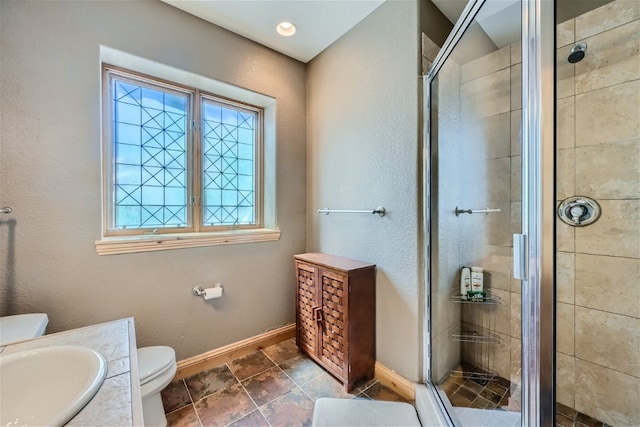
160,0,386,63
161,0,521,63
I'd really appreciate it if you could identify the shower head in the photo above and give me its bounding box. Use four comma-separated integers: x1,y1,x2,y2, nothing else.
568,42,587,63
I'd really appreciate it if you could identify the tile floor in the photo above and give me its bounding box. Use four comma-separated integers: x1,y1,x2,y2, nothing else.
440,371,609,427
161,339,410,427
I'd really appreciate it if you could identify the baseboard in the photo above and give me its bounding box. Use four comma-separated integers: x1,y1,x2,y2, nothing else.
374,361,416,401
175,323,296,380
175,324,415,403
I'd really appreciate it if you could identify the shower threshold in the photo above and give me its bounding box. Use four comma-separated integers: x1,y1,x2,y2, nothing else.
438,367,609,426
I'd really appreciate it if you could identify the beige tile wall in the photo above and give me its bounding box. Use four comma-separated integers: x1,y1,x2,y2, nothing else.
555,1,640,425
456,39,523,409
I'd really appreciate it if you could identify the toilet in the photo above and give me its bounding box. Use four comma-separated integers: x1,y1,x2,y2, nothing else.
137,346,177,427
0,313,49,346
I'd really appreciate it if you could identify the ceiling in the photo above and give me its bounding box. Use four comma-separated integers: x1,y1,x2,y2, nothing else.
160,0,386,63
160,0,525,63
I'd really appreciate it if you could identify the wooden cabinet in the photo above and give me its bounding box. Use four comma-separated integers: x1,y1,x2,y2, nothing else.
294,252,376,391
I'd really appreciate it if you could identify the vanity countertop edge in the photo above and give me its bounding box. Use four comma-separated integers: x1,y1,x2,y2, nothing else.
1,317,144,426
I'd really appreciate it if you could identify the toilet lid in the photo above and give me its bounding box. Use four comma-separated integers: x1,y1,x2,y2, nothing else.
138,346,175,383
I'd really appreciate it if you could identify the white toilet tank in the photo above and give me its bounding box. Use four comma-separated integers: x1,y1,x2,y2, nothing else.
0,314,49,346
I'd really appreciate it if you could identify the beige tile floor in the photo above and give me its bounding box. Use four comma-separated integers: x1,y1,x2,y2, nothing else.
161,339,410,427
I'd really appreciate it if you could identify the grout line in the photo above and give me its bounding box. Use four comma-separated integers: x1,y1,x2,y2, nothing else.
181,378,204,427
235,376,273,427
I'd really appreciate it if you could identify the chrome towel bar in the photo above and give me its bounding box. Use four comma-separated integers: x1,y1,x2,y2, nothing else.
0,207,12,214
455,206,501,216
318,206,386,217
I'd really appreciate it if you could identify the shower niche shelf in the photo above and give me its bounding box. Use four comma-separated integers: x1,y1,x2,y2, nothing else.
449,293,501,305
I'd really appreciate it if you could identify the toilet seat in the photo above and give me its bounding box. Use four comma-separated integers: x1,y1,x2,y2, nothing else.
138,346,175,386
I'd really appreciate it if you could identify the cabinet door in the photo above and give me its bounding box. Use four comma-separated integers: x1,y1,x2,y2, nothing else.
319,268,347,377
296,262,320,356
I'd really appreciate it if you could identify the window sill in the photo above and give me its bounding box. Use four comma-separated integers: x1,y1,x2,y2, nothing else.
95,228,281,255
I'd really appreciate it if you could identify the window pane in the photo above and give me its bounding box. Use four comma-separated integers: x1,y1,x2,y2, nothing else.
112,77,188,230
202,99,257,226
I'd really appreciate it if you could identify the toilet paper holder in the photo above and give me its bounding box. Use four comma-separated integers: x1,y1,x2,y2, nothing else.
192,284,223,298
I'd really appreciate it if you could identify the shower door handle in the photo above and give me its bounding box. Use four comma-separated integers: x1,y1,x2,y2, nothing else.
513,234,528,281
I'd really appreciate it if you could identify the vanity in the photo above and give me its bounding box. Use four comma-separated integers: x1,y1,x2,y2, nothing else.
1,318,144,426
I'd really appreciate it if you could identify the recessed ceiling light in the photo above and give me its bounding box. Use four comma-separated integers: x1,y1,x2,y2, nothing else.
276,21,296,37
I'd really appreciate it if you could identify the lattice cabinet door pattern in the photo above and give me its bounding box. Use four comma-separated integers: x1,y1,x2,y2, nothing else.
294,253,375,392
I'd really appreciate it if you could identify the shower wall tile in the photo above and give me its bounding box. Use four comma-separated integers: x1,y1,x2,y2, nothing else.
575,139,640,199
432,331,459,382
490,331,511,380
510,292,521,339
576,79,640,147
487,157,511,202
557,19,575,48
576,254,640,318
461,68,511,117
510,337,521,387
510,277,522,295
575,199,640,259
510,64,521,111
461,46,510,83
575,0,640,40
433,290,460,334
575,306,640,377
510,202,521,236
556,352,575,409
510,156,521,202
575,359,640,426
575,20,640,94
510,40,521,65
422,32,440,63
484,202,511,246
462,244,512,292
557,302,575,356
510,109,521,156
556,252,575,305
422,58,432,76
491,288,511,336
556,97,575,150
557,45,576,99
483,112,511,159
556,213,575,252
556,149,575,200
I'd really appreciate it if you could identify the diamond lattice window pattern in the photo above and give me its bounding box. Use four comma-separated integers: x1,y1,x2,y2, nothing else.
201,99,256,226
112,78,188,229
107,69,260,235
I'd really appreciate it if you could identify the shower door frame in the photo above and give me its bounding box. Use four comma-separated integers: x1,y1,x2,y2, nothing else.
423,0,556,425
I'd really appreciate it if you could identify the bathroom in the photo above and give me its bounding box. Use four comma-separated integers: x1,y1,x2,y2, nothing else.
0,0,638,426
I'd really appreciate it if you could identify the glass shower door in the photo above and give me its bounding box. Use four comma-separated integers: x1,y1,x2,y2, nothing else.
554,1,640,425
426,1,523,424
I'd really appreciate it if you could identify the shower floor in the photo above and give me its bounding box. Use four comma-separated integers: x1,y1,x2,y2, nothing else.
439,367,609,427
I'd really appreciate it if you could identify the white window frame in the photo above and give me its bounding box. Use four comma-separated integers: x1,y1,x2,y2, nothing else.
96,47,279,255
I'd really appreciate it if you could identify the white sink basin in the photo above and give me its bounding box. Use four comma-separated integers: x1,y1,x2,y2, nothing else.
0,346,107,426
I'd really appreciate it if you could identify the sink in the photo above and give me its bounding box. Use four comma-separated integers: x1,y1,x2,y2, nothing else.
0,346,107,426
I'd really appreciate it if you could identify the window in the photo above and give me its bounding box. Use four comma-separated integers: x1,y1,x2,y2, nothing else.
97,60,278,255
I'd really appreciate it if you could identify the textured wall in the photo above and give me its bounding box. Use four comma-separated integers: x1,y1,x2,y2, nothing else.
0,0,306,360
306,0,421,381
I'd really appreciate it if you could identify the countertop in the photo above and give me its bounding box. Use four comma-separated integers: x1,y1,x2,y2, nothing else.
1,317,144,426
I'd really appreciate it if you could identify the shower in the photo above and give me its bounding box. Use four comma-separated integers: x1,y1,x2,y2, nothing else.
567,42,587,63
423,0,639,425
